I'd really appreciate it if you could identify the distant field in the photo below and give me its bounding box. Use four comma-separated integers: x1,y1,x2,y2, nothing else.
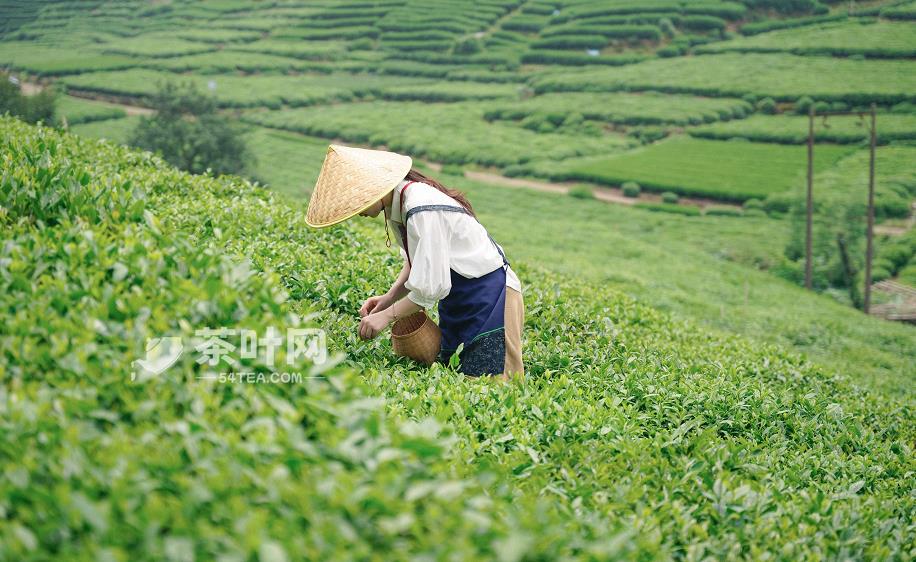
485,92,752,126
697,20,916,58
689,113,916,144
96,32,218,58
69,114,141,145
173,28,262,44
138,50,333,73
0,41,139,75
800,145,916,220
59,69,434,108
531,53,916,104
229,38,349,60
54,95,126,126
241,100,638,167
516,136,856,201
377,81,522,101
242,126,329,198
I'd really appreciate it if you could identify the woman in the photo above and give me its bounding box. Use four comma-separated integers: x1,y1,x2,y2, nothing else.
306,144,524,380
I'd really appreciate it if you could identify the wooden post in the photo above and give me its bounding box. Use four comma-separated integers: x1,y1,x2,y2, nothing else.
805,105,814,289
864,103,877,314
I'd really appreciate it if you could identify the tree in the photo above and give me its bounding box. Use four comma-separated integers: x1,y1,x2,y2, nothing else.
129,80,253,177
0,72,55,124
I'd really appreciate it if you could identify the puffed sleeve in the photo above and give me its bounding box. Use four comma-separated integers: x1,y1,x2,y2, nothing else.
403,211,452,309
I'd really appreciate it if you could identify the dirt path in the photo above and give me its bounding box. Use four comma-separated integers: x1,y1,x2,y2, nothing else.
464,170,739,210
62,88,154,116
21,79,155,116
874,202,915,237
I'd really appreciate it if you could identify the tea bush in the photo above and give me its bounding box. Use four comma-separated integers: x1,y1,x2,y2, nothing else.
622,181,641,197
1,116,914,560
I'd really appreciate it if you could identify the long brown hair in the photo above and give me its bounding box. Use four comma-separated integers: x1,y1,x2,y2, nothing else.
404,168,476,218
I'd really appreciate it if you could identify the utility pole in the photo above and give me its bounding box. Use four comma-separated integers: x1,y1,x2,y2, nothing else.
864,103,877,313
805,105,814,289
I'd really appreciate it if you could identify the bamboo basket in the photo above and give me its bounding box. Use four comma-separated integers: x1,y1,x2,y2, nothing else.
391,310,441,366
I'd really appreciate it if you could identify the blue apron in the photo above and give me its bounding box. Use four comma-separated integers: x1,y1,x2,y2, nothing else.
397,182,511,376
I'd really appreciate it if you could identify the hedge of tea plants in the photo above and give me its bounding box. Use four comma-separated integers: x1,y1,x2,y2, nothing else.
697,19,916,58
506,136,857,202
484,91,751,127
531,53,916,105
240,100,637,167
2,116,914,560
689,113,916,145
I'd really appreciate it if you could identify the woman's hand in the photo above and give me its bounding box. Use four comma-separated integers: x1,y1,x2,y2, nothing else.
358,308,392,340
359,293,392,318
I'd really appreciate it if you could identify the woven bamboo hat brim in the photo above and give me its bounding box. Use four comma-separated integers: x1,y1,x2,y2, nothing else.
306,144,413,228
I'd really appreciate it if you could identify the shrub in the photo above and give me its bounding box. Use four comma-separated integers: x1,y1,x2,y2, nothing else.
795,95,814,114
349,37,374,50
129,80,253,176
622,181,641,197
659,17,676,37
520,51,646,65
898,263,916,285
705,205,743,217
743,198,764,211
681,15,726,31
745,208,768,217
661,191,679,204
441,163,464,176
530,34,608,50
657,45,684,57
764,192,794,214
635,202,701,215
568,184,595,199
0,73,56,124
870,265,891,283
756,97,777,114
453,37,482,55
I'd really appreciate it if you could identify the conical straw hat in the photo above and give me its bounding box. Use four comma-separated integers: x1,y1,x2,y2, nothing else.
306,144,412,228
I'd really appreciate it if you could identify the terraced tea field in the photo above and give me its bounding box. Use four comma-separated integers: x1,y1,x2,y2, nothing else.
511,136,857,201
2,116,914,560
1,0,914,557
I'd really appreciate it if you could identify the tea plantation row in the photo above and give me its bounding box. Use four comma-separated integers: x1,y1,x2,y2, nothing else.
2,117,913,560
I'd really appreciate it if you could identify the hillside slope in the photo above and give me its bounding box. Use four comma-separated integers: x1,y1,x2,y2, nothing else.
1,117,913,560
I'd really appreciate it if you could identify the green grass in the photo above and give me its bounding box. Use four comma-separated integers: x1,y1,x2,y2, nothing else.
377,82,523,102
54,95,126,126
70,115,142,145
242,125,330,199
96,32,218,58
3,115,914,560
241,100,637,167
689,113,916,144
139,50,324,73
230,38,348,60
516,136,857,201
531,52,916,104
425,168,916,398
0,41,140,75
697,20,916,58
174,28,262,44
789,145,916,220
59,69,435,109
485,91,752,126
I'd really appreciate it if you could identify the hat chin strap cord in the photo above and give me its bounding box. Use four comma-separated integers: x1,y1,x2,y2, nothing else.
383,199,393,248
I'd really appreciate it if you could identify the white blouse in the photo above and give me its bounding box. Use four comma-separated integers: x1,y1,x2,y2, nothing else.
386,179,522,309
